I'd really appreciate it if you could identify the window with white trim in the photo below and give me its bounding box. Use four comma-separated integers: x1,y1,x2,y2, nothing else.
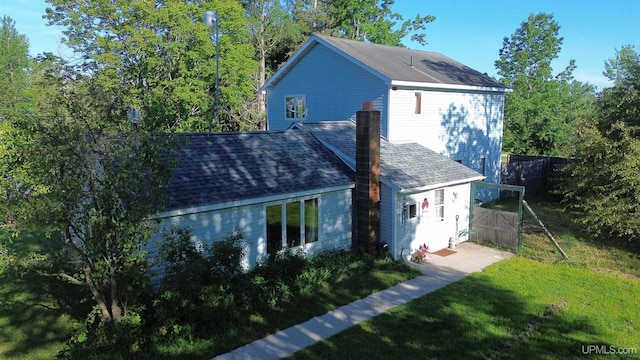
285,95,306,119
434,189,445,221
266,197,318,255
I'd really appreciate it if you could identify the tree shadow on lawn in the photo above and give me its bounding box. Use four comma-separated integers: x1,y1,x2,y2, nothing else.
0,267,91,358
290,275,608,360
212,265,417,357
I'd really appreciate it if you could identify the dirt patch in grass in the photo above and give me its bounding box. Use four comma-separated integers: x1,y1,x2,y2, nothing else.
486,301,568,360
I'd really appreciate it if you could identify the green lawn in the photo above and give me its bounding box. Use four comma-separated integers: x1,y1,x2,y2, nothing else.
289,197,640,359
0,228,87,360
153,259,420,359
289,257,640,359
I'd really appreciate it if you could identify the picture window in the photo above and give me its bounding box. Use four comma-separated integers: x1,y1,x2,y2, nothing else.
266,197,318,255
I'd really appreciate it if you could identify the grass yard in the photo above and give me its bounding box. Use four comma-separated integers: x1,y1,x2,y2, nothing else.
155,258,421,359
490,196,640,278
289,257,640,359
289,197,640,359
0,228,88,360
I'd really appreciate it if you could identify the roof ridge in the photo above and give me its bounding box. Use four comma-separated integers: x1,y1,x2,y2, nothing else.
314,34,446,57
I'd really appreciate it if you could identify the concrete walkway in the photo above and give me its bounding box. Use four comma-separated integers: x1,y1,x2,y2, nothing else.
212,242,513,360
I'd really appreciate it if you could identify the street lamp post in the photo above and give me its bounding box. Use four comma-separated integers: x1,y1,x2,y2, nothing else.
203,11,219,133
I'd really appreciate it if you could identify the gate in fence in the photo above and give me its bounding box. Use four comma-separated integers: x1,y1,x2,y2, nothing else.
470,182,525,251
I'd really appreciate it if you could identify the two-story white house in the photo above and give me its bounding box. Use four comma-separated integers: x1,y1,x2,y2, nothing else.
260,34,509,200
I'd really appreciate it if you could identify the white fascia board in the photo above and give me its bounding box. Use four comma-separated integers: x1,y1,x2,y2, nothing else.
397,176,486,194
391,80,512,93
153,184,354,219
260,34,392,93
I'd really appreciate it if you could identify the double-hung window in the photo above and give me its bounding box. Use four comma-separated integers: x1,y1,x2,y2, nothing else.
285,95,306,119
266,198,318,255
434,189,445,221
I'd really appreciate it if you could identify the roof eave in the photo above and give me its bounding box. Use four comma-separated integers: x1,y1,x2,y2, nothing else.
259,35,320,93
397,175,486,194
260,35,393,93
391,80,511,93
154,183,355,219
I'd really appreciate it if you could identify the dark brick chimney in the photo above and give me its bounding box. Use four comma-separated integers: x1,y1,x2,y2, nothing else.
354,102,380,256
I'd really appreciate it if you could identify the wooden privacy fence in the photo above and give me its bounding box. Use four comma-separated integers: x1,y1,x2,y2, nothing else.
501,154,570,197
472,207,519,250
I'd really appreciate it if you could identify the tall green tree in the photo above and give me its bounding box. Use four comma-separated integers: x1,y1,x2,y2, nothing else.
286,0,331,36
0,16,32,123
326,0,435,46
558,46,640,242
1,17,34,223
45,0,258,131
1,55,178,325
495,13,593,156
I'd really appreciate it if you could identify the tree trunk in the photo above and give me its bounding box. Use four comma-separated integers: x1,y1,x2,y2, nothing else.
84,266,113,322
109,265,123,323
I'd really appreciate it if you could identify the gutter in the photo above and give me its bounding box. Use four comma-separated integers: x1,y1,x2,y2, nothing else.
391,80,512,94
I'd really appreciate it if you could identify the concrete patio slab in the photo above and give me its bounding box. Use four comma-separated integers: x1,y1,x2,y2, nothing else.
411,242,514,281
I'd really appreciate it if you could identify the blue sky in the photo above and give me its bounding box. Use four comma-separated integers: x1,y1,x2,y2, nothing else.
2,0,639,89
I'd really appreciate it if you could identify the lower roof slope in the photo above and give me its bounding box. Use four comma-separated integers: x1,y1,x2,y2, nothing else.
164,130,354,212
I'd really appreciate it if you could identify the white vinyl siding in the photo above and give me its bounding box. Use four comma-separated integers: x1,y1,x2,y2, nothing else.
388,88,503,200
150,188,352,272
394,183,471,257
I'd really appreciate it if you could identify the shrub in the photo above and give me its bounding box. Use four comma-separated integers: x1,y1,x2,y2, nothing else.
57,306,148,360
147,229,403,355
152,227,248,340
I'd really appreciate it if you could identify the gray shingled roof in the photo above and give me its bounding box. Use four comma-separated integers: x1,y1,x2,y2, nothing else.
315,35,506,89
163,131,354,212
294,121,484,192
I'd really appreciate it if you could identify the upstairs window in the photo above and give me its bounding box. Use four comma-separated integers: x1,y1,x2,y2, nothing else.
285,95,306,119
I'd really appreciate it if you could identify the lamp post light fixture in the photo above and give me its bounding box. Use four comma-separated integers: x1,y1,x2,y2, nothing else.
203,10,220,133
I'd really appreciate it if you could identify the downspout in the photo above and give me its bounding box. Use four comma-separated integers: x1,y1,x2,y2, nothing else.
391,190,398,260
